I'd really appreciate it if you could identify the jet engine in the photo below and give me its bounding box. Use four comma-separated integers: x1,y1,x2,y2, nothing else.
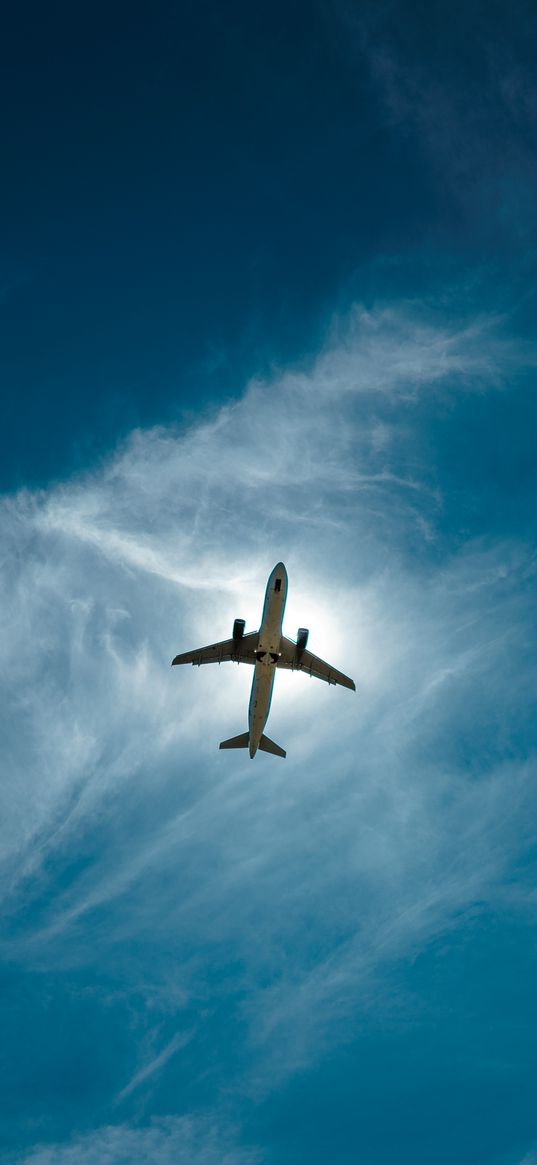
233,618,246,640
296,627,309,651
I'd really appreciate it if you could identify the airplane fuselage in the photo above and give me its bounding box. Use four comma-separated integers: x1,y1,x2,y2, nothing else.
248,562,288,757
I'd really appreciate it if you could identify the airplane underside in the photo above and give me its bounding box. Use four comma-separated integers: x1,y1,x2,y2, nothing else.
171,562,355,758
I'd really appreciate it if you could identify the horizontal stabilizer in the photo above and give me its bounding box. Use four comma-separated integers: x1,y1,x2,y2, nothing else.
259,734,286,758
219,732,249,751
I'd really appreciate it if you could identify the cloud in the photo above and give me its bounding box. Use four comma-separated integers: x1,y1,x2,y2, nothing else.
11,1117,261,1165
1,301,536,1152
115,1031,193,1105
2,302,534,895
0,303,528,891
335,0,537,227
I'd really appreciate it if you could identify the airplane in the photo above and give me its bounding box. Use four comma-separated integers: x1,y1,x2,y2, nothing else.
171,562,356,759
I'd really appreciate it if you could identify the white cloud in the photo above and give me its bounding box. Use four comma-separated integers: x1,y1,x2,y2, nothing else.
114,1031,193,1105
337,0,537,199
13,1117,261,1165
0,301,535,1103
0,307,508,871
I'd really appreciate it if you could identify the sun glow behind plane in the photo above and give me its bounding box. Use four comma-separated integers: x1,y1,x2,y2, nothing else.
171,563,356,756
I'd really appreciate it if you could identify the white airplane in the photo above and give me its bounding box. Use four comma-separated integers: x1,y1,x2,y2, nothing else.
172,562,355,759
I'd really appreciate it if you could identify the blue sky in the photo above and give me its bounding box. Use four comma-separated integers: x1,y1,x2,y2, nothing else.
2,2,537,1163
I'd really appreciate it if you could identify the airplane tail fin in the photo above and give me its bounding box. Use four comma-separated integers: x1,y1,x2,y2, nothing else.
219,732,286,758
259,734,286,758
219,732,249,751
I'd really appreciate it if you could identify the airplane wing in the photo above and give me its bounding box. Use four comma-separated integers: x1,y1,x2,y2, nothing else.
277,635,356,690
172,631,259,667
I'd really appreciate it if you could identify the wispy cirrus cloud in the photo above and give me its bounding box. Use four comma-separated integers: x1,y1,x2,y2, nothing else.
1,301,536,1159
11,1116,261,1165
0,303,530,887
334,0,537,244
114,1030,193,1105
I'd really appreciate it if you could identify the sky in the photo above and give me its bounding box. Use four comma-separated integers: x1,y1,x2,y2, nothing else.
1,2,537,1163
